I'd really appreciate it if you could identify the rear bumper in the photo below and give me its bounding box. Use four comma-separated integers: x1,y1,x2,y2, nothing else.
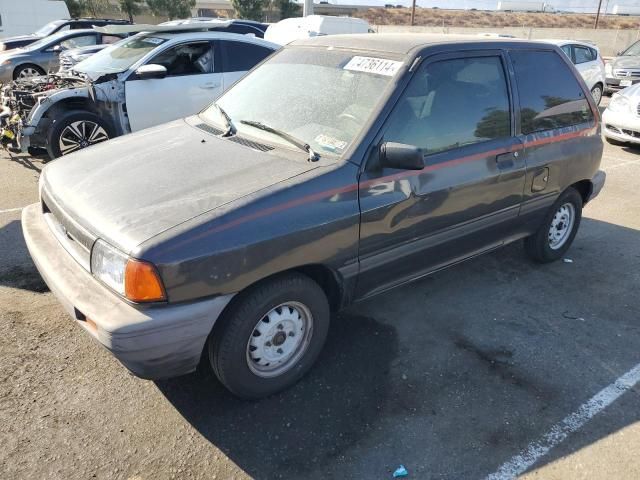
21,203,234,379
588,170,606,203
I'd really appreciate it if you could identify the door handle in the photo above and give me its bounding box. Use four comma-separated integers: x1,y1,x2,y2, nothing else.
200,83,219,90
495,151,517,170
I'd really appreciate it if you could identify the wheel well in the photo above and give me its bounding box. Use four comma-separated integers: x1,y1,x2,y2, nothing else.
593,81,604,90
291,264,343,311
46,98,98,117
571,180,593,205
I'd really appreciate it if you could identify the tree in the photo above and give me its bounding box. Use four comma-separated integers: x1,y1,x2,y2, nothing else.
147,0,196,20
80,0,110,17
230,0,266,21
277,0,299,19
64,0,83,17
119,0,144,22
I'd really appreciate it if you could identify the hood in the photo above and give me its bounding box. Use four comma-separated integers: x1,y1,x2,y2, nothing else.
42,118,318,254
0,34,39,44
617,82,640,98
611,56,640,69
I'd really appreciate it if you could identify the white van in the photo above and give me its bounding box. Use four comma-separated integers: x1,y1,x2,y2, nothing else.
265,15,371,45
0,0,69,38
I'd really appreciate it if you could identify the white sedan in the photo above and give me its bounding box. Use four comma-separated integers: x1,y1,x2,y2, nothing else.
602,83,640,145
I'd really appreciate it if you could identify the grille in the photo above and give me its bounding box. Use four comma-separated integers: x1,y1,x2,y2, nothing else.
59,56,73,72
614,68,640,79
605,124,621,134
622,129,640,138
637,102,640,116
195,123,274,152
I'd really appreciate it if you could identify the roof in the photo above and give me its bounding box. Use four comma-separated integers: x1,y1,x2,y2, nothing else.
290,33,548,55
95,21,234,35
539,38,600,49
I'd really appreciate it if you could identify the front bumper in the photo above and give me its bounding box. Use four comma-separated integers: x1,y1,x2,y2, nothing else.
21,203,234,379
605,76,640,92
602,108,640,144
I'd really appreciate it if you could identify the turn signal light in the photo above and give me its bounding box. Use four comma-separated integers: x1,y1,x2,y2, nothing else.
124,259,166,302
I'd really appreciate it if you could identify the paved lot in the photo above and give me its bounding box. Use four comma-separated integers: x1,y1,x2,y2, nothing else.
2,102,640,479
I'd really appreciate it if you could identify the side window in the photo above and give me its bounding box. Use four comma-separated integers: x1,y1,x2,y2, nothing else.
221,41,273,72
561,45,573,62
59,34,98,50
384,56,511,155
149,42,214,76
574,45,595,64
511,50,593,135
101,34,124,44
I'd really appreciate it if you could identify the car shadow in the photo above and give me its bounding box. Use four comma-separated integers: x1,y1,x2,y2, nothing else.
0,219,48,293
7,151,47,173
155,217,640,479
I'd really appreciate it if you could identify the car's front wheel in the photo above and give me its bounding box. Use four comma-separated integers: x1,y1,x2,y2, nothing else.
13,63,45,80
591,84,603,105
209,273,330,399
46,110,113,159
524,187,583,263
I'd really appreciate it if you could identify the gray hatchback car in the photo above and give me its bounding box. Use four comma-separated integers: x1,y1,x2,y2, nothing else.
23,34,605,399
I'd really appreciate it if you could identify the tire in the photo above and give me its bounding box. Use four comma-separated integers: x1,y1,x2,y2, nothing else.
46,110,113,159
13,64,45,80
209,273,330,399
590,84,603,106
524,187,583,263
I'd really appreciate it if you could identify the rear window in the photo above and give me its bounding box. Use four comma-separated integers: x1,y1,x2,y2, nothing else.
511,50,593,135
221,41,273,72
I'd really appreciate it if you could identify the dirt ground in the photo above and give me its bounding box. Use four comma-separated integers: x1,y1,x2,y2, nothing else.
2,98,640,479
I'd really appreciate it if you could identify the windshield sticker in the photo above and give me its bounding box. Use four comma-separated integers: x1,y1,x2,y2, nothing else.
142,37,164,45
315,134,347,153
343,56,403,76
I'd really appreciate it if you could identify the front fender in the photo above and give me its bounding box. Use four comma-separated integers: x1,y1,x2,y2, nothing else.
23,87,92,136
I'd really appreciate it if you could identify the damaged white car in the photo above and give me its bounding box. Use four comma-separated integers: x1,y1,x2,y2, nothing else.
0,28,278,159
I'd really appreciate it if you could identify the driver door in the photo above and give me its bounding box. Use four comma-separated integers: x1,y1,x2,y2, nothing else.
125,41,222,132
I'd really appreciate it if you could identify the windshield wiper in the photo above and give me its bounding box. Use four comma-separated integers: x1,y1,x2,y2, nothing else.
214,103,236,137
240,119,319,162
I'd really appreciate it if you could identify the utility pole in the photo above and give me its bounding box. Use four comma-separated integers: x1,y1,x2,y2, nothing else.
594,0,603,29
411,0,416,26
304,0,314,17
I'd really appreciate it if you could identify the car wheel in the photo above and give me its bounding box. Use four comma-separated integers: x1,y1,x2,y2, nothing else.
13,64,45,80
46,110,113,159
524,187,583,263
209,273,330,399
590,84,603,105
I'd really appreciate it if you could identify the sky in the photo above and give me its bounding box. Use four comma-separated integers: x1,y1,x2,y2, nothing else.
324,0,640,14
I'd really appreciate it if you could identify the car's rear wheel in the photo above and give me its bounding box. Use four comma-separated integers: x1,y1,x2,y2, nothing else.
209,273,330,399
13,64,45,80
46,110,113,159
524,187,583,263
591,84,603,105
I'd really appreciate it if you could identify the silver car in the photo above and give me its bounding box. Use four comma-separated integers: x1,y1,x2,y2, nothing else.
0,29,124,82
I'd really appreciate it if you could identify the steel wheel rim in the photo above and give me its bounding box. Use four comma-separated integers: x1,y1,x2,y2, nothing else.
548,202,575,250
591,86,602,104
246,301,314,378
18,67,40,79
58,120,109,155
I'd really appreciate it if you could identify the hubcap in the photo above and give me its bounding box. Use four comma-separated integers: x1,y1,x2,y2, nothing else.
58,120,109,155
246,302,313,378
591,86,602,105
18,67,40,79
548,202,575,250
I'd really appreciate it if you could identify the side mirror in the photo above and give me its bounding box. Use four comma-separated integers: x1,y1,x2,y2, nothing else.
379,142,424,170
134,64,167,80
47,45,62,54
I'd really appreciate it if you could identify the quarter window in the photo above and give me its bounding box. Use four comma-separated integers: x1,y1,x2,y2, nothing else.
574,45,596,64
511,50,593,135
149,42,214,76
221,41,273,72
384,56,511,155
60,34,97,50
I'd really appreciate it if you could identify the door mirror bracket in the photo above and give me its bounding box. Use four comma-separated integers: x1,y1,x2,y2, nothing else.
379,142,424,170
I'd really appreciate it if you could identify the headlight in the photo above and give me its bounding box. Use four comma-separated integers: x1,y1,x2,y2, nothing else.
605,62,612,75
91,239,166,302
0,59,12,66
607,94,632,113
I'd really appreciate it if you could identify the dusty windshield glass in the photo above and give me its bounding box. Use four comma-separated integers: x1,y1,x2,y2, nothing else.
200,48,401,157
622,41,640,56
34,20,64,37
74,34,167,74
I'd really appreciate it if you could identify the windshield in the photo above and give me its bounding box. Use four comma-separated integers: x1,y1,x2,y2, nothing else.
34,20,65,37
74,34,167,74
200,48,401,158
622,41,640,56
22,30,74,51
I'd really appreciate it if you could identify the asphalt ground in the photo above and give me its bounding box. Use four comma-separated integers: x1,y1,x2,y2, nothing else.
1,97,640,479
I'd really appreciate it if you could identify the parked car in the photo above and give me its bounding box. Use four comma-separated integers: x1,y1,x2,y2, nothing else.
264,15,372,45
0,29,278,158
542,39,606,104
160,18,268,37
57,44,110,73
605,40,640,93
0,28,126,82
602,83,640,145
22,34,604,399
0,18,131,52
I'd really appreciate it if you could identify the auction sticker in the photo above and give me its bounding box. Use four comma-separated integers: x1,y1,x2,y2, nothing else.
343,56,403,77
